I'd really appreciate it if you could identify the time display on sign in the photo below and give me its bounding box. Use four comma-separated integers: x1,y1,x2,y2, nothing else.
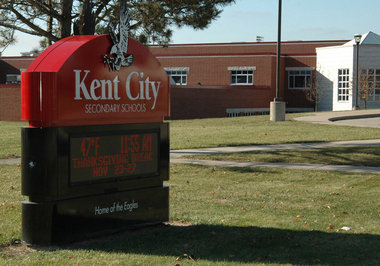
70,132,159,184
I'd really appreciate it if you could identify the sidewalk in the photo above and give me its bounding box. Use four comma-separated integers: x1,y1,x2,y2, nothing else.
0,158,20,165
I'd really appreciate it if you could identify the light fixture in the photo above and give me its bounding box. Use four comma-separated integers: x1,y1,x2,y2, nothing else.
354,33,362,110
354,34,362,45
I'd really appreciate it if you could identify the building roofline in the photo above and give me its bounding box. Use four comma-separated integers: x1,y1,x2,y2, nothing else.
1,56,36,60
156,53,317,58
149,40,348,48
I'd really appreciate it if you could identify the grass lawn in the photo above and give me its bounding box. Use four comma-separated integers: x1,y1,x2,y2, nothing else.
187,146,380,167
1,163,380,265
0,121,27,159
170,114,380,149
1,115,380,265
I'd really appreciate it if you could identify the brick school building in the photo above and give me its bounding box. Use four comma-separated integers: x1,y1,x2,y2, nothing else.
0,40,346,121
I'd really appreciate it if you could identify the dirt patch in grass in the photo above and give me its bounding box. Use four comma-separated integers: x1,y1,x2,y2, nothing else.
164,221,193,227
0,244,35,257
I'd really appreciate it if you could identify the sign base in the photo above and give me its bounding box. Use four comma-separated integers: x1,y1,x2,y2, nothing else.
270,101,286,121
22,185,169,245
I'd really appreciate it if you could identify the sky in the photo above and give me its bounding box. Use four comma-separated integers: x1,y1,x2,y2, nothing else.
2,0,380,56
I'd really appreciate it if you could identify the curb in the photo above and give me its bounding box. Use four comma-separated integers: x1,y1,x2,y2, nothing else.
328,113,380,122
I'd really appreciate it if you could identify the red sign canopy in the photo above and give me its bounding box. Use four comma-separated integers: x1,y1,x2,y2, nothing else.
22,35,169,127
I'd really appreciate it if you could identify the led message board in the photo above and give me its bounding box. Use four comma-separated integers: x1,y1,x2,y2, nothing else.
22,123,169,200
70,131,159,185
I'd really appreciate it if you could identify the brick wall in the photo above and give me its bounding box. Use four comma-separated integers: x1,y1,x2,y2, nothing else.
0,85,21,121
0,84,276,121
169,85,274,119
158,55,277,87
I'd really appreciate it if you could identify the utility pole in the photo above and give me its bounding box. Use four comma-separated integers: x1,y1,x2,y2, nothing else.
270,0,286,121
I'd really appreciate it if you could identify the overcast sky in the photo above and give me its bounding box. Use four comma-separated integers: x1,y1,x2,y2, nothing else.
3,0,380,56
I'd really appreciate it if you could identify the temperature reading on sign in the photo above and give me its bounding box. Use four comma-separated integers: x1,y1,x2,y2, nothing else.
80,137,99,157
70,132,159,184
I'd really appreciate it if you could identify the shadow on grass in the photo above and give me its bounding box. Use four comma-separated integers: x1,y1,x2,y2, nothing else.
266,146,380,167
206,146,380,167
69,224,380,265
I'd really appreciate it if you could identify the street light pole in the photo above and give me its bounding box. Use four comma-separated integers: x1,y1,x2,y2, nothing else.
354,33,362,110
270,0,286,121
275,0,282,101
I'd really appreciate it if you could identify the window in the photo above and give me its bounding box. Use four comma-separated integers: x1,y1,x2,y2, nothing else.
228,66,255,85
338,69,350,102
288,70,312,90
360,68,380,101
6,74,21,84
164,67,189,85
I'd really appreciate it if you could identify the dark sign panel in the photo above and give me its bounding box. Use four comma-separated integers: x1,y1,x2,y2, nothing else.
21,123,169,200
70,132,159,184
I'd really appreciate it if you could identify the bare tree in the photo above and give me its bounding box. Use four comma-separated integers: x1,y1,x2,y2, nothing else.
303,67,329,112
0,24,16,55
358,68,376,109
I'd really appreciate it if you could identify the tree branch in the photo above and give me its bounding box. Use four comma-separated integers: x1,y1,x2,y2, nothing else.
24,0,61,21
7,6,59,41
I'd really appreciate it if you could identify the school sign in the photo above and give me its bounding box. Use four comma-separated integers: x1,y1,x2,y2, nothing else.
21,7,169,245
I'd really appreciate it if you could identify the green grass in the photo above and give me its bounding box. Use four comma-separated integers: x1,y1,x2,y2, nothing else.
0,121,27,159
1,116,380,264
0,165,25,246
169,114,380,149
188,146,380,167
1,163,380,265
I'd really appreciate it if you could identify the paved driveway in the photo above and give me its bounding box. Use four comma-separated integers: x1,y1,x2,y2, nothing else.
294,109,380,128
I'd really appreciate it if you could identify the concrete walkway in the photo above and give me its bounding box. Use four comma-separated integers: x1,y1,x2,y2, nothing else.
0,158,20,165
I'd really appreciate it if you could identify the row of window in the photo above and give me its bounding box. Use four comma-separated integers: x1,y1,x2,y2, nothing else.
166,67,313,89
166,67,380,103
166,68,257,86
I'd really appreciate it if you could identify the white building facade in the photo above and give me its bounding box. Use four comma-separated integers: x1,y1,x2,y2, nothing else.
316,31,380,111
